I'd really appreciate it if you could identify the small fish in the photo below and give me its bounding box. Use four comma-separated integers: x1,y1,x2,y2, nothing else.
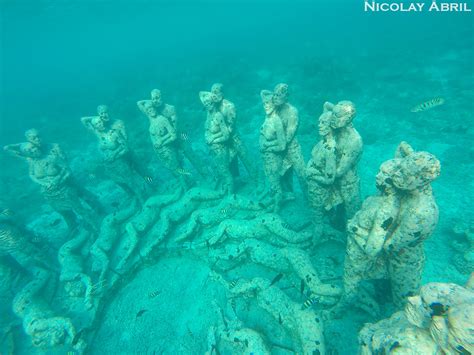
0,208,13,217
206,240,210,250
67,351,75,355
149,290,161,299
71,329,84,346
411,98,445,112
175,168,191,176
50,219,61,227
144,176,153,183
229,280,238,289
180,132,189,141
278,313,283,325
300,280,305,295
220,208,229,216
301,297,318,310
88,173,96,179
258,202,266,209
90,280,105,295
136,309,148,318
230,298,237,314
282,222,291,230
270,273,284,287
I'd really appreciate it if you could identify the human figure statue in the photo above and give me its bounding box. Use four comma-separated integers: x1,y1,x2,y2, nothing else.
325,100,363,220
306,106,342,242
200,91,233,194
259,90,286,212
3,130,99,231
138,89,206,177
210,83,256,180
271,83,307,198
384,147,440,307
137,101,190,189
81,105,151,204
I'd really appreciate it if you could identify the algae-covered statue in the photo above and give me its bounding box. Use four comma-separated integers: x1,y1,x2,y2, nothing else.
3,129,99,230
81,105,151,204
306,105,342,241
272,83,307,198
359,278,474,354
325,100,363,220
210,83,256,180
259,90,286,212
200,91,234,194
137,100,190,190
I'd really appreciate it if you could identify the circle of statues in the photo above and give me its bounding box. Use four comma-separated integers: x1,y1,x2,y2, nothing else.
1,83,472,354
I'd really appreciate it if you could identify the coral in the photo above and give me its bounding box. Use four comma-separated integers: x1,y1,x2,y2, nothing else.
451,221,474,274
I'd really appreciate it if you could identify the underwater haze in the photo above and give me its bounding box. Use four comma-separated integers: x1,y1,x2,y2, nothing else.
0,0,473,354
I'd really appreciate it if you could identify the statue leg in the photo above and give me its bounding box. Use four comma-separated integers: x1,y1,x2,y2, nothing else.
339,170,361,221
388,244,425,308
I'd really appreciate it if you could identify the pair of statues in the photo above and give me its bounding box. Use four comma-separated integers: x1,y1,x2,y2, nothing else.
259,84,307,211
306,100,363,240
333,142,440,316
200,83,256,194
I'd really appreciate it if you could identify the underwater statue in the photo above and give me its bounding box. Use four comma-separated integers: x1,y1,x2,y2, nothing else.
325,100,363,220
200,91,234,194
81,105,151,204
210,83,256,180
359,278,474,354
384,146,440,307
3,129,100,230
259,90,286,212
271,83,307,198
208,238,341,302
306,105,344,243
335,143,440,316
211,273,326,354
137,100,190,190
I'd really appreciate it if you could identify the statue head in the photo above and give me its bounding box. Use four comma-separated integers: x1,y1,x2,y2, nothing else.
393,151,441,191
144,101,157,118
318,112,333,137
330,101,356,129
272,83,289,106
25,129,41,147
260,90,275,115
199,91,215,111
211,83,224,103
375,159,399,193
91,117,106,132
151,89,163,107
97,105,109,121
21,142,42,159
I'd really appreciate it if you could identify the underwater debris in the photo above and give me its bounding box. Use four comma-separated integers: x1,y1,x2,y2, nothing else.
270,273,284,286
410,98,445,112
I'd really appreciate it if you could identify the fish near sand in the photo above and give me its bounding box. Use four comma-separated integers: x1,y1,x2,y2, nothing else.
270,273,284,286
410,98,445,112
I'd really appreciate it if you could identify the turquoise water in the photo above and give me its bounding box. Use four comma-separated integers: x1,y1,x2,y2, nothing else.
0,1,473,354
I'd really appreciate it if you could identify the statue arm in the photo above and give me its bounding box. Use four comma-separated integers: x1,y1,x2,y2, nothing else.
161,118,178,145
266,118,286,152
136,100,149,114
336,136,362,178
3,143,28,159
80,116,96,131
285,108,299,143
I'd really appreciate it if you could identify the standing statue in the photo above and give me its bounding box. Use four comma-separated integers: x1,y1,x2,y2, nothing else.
81,105,151,204
306,107,341,241
137,101,189,190
200,91,234,194
138,89,206,177
3,129,99,230
271,83,307,198
210,83,256,180
325,101,363,220
259,90,286,212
